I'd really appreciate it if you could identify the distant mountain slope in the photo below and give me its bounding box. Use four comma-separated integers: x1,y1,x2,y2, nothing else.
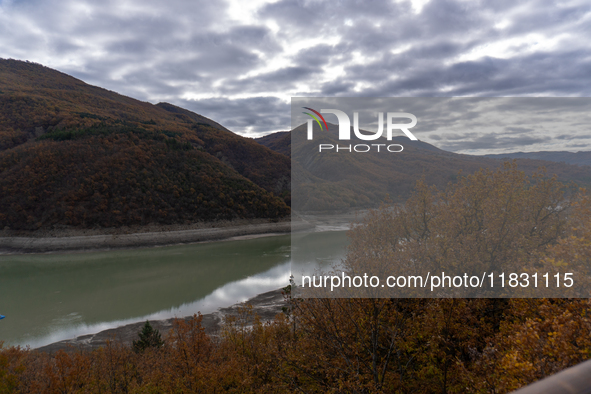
254,131,290,156
0,59,289,231
484,151,591,167
287,123,591,212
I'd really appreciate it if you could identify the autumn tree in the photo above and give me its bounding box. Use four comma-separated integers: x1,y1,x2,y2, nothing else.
288,163,589,393
341,162,570,298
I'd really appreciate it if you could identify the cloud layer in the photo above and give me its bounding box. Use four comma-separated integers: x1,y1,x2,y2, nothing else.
1,0,590,153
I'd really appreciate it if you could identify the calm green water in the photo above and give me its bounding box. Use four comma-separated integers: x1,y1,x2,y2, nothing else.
0,231,348,348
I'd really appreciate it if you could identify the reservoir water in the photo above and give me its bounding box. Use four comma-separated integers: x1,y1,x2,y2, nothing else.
0,230,348,348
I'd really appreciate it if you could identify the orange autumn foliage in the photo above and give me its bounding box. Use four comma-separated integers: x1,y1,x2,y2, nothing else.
1,166,591,393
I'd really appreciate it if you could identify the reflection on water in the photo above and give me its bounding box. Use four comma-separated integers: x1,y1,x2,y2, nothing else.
23,262,292,349
291,230,350,285
0,231,348,348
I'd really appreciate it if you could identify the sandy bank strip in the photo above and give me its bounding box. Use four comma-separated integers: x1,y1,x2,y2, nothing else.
0,221,314,253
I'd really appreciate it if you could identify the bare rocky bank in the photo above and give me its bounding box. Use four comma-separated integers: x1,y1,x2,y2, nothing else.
37,289,287,354
0,211,363,253
0,219,314,253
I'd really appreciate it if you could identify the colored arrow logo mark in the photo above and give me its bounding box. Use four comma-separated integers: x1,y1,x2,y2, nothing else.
303,107,328,131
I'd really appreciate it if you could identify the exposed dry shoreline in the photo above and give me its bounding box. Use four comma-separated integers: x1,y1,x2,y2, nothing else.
0,211,363,254
37,289,287,354
0,218,314,253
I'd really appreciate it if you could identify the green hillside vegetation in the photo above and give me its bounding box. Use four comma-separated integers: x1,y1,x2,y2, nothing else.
0,59,290,231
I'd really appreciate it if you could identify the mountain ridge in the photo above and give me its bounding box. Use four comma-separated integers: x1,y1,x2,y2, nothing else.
483,151,591,167
261,124,591,212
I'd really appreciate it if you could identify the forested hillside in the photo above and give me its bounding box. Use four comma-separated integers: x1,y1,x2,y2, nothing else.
0,59,290,231
254,131,290,156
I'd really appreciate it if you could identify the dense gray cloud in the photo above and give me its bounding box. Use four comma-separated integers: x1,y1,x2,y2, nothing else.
0,0,590,152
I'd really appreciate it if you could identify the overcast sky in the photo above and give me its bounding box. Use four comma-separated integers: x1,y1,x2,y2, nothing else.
292,97,591,154
1,0,590,154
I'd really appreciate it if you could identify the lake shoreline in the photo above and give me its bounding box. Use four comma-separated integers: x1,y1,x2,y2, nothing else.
0,211,364,254
3,212,359,351
0,218,314,254
37,288,288,354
